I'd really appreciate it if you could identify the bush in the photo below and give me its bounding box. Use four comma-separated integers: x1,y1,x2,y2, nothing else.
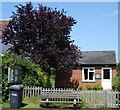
86,85,93,90
93,84,103,90
50,75,55,88
1,53,52,102
79,86,83,90
75,102,87,108
116,63,120,91
112,75,120,91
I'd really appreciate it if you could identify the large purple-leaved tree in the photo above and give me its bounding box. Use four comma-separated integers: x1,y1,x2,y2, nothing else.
2,2,81,88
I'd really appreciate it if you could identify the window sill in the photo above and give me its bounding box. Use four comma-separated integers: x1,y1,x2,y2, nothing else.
82,80,95,83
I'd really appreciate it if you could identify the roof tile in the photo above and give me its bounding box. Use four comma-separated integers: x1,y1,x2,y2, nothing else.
79,51,116,65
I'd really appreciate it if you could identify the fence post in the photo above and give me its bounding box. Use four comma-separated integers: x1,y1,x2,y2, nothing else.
116,91,120,108
40,87,42,95
118,91,120,108
105,91,108,108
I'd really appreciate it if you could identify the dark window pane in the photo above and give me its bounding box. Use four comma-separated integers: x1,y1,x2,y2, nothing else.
84,69,88,80
89,69,94,71
89,72,94,80
103,69,110,79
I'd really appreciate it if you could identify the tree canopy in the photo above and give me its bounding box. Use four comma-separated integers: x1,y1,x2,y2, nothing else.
2,2,81,87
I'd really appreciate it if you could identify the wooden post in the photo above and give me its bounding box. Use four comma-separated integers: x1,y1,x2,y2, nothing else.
73,99,77,109
38,87,39,97
25,88,27,98
46,98,49,107
33,87,34,97
105,91,108,108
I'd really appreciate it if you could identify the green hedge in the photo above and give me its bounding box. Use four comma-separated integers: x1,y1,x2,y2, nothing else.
1,53,54,102
85,84,103,90
93,84,103,90
112,75,120,91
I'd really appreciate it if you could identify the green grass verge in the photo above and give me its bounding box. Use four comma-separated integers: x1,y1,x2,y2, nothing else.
21,97,40,108
40,101,87,109
0,104,2,109
2,97,40,109
40,103,73,109
2,100,10,108
2,97,87,109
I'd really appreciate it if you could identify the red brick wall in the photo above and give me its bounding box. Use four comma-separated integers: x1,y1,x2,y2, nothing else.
69,65,116,90
112,67,116,77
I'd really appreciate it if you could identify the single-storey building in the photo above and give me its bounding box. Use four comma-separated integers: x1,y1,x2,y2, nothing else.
1,20,117,90
70,51,116,90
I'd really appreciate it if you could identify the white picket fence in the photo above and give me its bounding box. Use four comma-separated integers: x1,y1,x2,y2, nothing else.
23,87,120,108
23,87,42,98
80,90,120,108
23,87,73,98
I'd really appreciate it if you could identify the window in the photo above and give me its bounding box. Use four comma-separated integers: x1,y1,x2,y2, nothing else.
103,69,110,79
82,68,95,82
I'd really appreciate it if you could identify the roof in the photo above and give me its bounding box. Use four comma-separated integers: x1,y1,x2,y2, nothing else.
0,20,10,53
79,51,116,65
0,19,9,32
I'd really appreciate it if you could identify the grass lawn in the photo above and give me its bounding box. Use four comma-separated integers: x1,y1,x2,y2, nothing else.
2,97,41,109
22,97,40,108
2,97,87,109
0,85,1,97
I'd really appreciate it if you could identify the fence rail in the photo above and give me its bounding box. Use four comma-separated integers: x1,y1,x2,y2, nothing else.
23,87,74,98
79,90,120,108
23,87,120,108
23,87,42,98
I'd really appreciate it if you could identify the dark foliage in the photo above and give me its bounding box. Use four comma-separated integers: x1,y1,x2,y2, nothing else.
2,2,81,87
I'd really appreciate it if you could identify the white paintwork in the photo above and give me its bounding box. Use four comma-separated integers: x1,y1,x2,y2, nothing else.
101,68,112,90
11,93,17,96
82,67,95,82
8,67,10,83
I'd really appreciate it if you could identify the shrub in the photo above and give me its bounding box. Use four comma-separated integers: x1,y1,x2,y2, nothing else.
112,75,120,91
93,84,103,90
79,86,83,90
50,75,55,88
116,63,120,91
75,101,87,108
86,85,93,90
1,53,52,102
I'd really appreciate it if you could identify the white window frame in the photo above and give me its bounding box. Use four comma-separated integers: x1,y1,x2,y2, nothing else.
82,67,95,82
